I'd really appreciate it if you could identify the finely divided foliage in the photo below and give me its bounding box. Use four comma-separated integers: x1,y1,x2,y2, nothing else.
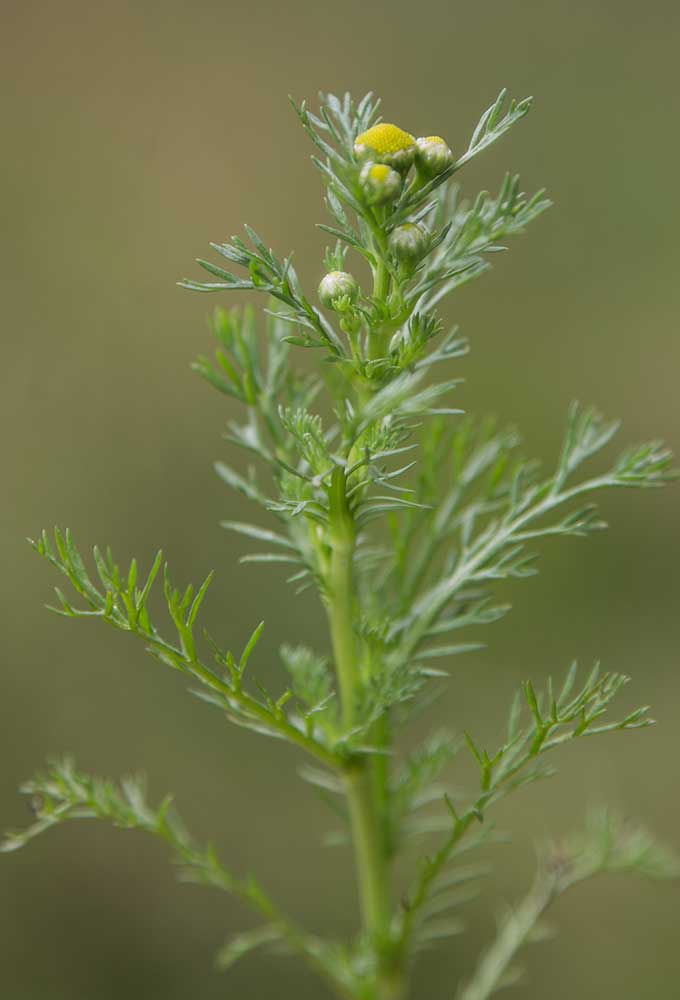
5,91,676,1000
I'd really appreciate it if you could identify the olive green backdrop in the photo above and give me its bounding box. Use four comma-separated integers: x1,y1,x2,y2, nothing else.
2,1,678,997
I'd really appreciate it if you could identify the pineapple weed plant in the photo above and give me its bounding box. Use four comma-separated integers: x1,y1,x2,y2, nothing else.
4,90,679,1000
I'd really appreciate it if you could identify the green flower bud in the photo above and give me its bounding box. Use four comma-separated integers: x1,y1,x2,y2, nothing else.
354,123,416,174
388,223,428,265
318,270,359,311
415,135,454,178
359,162,402,206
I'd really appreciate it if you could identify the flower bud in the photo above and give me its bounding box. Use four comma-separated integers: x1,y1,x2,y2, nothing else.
388,223,428,265
354,123,416,174
415,135,454,178
318,270,359,310
359,162,402,206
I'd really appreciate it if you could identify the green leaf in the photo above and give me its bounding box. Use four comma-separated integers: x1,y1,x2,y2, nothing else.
216,925,282,970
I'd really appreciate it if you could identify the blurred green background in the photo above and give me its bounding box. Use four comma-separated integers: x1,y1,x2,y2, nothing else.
2,1,679,997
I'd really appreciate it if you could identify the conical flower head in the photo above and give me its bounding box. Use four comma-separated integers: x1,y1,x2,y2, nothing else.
354,123,416,173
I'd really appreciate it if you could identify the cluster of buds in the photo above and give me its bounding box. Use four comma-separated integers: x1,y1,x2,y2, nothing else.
318,119,454,314
354,122,453,207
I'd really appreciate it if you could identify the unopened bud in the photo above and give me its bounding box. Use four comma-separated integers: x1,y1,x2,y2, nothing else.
388,223,428,265
415,135,454,178
359,162,403,206
354,123,416,174
318,270,359,311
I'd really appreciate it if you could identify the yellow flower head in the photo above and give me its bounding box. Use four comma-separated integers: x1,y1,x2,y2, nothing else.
359,161,402,206
354,123,416,173
368,163,392,182
355,123,415,155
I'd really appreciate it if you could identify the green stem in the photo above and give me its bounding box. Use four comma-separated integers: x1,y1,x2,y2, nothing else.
459,872,558,1000
131,632,340,770
326,467,400,997
368,212,393,362
374,257,390,303
345,763,392,940
370,712,391,853
327,468,360,728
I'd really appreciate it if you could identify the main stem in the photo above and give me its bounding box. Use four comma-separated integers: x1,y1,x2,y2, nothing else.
327,468,402,999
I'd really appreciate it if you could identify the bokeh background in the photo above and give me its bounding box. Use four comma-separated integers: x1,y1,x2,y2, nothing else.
2,1,679,997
